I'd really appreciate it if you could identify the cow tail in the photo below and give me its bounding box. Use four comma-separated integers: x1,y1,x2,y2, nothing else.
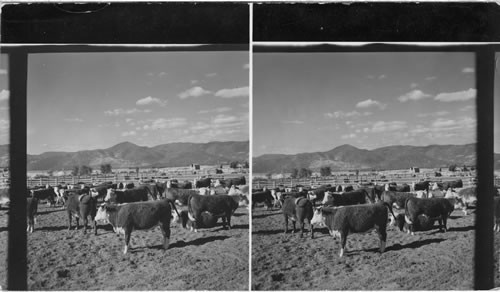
404,197,412,224
382,201,396,220
168,199,180,218
187,195,195,222
145,186,155,200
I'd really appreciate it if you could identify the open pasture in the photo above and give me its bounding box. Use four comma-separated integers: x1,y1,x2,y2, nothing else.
0,202,248,290
251,205,500,290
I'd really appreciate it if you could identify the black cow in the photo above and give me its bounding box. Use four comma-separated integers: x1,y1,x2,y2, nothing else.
90,185,111,202
282,197,314,238
403,197,456,235
281,190,308,200
387,183,411,192
343,185,354,192
139,184,161,200
27,197,38,233
187,194,239,232
164,188,199,206
219,176,246,188
252,190,274,210
442,179,463,190
30,188,56,206
311,202,396,257
95,199,178,254
105,187,149,204
412,181,430,192
66,193,97,235
323,189,376,207
195,178,212,188
307,186,338,205
395,213,435,233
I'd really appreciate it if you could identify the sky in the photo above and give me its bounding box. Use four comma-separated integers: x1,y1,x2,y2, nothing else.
25,51,248,154
0,55,8,146
253,52,478,157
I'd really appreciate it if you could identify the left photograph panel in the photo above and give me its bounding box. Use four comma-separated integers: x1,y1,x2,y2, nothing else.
25,49,250,290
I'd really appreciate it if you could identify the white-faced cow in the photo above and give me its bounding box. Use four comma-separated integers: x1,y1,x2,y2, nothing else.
403,197,458,235
95,199,179,254
187,194,239,232
164,188,199,206
311,202,396,257
104,187,149,204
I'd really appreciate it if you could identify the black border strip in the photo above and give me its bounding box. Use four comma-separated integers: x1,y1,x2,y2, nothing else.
253,3,500,42
8,52,27,291
1,3,250,44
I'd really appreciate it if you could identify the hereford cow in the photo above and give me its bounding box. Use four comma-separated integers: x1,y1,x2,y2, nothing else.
322,189,377,207
95,199,179,254
66,193,98,235
187,194,239,232
311,202,396,257
282,196,314,238
218,176,246,188
194,178,212,189
403,197,457,235
178,210,218,231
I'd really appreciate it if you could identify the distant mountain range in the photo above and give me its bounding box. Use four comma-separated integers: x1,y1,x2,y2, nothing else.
254,143,500,173
0,141,249,171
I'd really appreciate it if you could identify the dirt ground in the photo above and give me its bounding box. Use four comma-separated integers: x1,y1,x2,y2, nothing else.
252,205,500,290
0,202,248,290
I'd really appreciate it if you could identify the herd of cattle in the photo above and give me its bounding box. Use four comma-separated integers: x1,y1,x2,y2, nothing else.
7,176,249,254
252,179,500,257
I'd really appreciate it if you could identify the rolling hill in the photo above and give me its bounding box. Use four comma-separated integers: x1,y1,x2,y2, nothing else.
253,143,494,173
0,141,249,170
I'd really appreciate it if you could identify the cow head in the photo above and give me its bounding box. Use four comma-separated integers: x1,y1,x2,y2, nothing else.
321,191,333,205
94,204,110,223
104,188,115,202
310,207,325,227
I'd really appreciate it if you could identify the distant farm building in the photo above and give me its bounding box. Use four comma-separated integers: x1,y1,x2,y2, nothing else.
191,164,201,170
410,167,420,173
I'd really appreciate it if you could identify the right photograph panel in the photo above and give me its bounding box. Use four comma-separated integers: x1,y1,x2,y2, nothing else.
252,51,477,290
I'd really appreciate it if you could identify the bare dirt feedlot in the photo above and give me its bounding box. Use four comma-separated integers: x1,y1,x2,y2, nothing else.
0,203,248,290
252,205,500,290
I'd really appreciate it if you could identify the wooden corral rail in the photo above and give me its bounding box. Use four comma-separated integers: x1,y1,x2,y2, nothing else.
253,174,479,190
0,172,248,188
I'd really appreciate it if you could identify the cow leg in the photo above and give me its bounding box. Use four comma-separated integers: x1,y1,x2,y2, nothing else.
442,216,448,232
378,226,387,253
299,221,304,238
92,217,97,235
68,213,72,231
160,222,171,250
123,228,132,254
82,217,88,234
227,213,232,229
75,217,80,230
309,219,314,239
291,220,296,234
284,215,288,234
339,232,348,258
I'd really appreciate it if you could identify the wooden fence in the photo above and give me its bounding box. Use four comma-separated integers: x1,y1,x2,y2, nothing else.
253,173,480,190
0,172,248,189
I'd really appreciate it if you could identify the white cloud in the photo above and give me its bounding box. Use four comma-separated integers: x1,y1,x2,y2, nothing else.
356,99,386,110
190,122,211,131
462,67,475,74
214,86,249,98
398,90,431,102
369,121,407,133
425,76,437,81
190,80,198,85
136,96,167,106
367,75,375,79
0,69,7,75
324,110,370,119
206,72,217,77
281,120,304,125
146,118,187,130
434,88,476,102
243,63,249,69
417,111,449,118
104,108,152,116
199,107,232,114
121,131,137,137
460,105,474,111
158,72,166,77
410,83,418,89
431,117,475,129
213,115,240,124
64,118,83,123
341,133,356,139
378,74,387,80
178,86,211,99
0,89,9,102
